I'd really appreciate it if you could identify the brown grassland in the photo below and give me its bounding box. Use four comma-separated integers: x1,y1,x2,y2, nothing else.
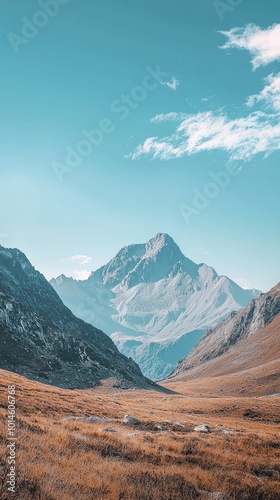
0,369,279,499
166,315,280,399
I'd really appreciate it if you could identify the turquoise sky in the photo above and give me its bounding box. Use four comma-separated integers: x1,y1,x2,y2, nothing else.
0,0,279,291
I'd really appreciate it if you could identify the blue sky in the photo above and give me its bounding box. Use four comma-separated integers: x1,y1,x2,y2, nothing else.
0,0,279,291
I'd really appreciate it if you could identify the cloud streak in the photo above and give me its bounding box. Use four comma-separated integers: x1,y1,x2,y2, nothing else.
247,73,280,113
160,76,180,91
130,109,280,161
220,23,280,70
71,254,92,265
129,26,280,162
72,269,91,280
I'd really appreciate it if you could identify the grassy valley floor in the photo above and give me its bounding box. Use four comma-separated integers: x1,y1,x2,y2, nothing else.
0,370,279,499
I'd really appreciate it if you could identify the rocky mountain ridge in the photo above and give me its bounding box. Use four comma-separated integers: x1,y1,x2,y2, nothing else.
165,283,280,396
0,245,161,390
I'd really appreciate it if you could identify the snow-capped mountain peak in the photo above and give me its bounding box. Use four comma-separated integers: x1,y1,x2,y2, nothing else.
50,274,74,286
145,232,180,256
97,233,199,291
50,234,261,380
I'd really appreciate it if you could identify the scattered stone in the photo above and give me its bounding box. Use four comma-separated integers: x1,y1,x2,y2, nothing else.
62,416,111,423
99,428,117,433
154,424,168,431
164,419,185,427
123,415,140,425
127,432,138,437
175,421,185,427
194,424,211,433
221,429,235,435
62,417,80,421
257,393,280,399
86,417,111,423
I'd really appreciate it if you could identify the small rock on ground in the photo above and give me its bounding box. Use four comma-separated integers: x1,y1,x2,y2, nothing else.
194,424,211,433
123,415,140,425
99,428,117,433
154,424,168,431
62,416,111,423
221,429,235,435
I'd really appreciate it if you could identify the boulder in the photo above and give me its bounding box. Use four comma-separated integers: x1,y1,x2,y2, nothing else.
123,415,140,425
194,424,211,433
154,424,168,431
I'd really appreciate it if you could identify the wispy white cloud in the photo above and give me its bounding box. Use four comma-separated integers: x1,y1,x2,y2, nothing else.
130,108,280,161
247,73,280,113
234,278,254,290
129,25,280,162
201,94,217,103
160,76,180,91
72,269,91,281
130,44,280,163
150,112,186,123
71,254,92,265
220,23,280,70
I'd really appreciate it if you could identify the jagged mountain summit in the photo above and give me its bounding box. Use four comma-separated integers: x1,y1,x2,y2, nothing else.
51,233,260,380
166,283,280,397
0,245,161,390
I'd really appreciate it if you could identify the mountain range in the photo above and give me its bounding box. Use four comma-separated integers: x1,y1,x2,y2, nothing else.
0,245,160,390
50,233,260,380
166,282,280,396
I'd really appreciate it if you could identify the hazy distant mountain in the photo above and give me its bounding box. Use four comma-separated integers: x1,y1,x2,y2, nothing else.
167,283,280,396
0,245,160,390
51,233,260,380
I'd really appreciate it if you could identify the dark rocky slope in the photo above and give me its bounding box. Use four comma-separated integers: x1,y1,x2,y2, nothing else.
0,246,163,390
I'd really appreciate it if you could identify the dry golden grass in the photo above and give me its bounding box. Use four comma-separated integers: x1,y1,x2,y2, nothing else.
0,369,280,499
166,315,280,398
